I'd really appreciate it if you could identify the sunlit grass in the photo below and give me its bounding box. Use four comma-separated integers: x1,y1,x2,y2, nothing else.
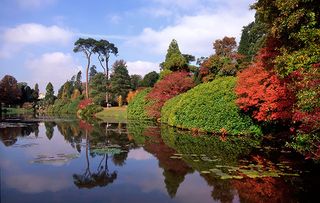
95,106,127,123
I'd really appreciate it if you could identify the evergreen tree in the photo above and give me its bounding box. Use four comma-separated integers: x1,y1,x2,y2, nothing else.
45,82,55,105
89,65,98,81
32,83,39,101
161,39,187,72
140,71,159,87
130,74,142,90
90,73,107,105
110,60,131,104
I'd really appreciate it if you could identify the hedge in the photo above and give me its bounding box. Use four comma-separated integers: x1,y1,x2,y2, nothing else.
161,77,262,136
127,88,153,120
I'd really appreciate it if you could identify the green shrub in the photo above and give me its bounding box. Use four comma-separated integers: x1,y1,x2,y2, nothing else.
127,88,153,120
79,104,103,118
161,76,262,136
47,98,81,114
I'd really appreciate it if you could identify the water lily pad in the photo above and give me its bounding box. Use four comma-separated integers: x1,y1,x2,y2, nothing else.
220,175,233,180
201,171,211,174
232,175,244,179
170,156,182,159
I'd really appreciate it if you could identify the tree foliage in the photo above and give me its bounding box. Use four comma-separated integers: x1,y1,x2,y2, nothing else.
73,38,97,98
130,74,142,90
110,60,131,105
146,71,194,119
161,39,187,72
198,37,241,82
0,75,21,105
93,39,118,80
140,71,159,87
90,73,107,105
45,82,55,105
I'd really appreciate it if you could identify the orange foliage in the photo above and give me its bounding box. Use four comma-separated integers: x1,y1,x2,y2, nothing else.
126,90,139,103
235,45,294,122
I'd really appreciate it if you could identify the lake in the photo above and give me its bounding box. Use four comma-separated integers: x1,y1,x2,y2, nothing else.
1,116,319,203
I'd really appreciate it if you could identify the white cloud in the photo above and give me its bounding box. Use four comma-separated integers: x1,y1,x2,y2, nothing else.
128,148,153,160
129,0,255,58
16,0,56,9
0,23,73,58
2,23,73,45
126,60,160,76
25,52,82,93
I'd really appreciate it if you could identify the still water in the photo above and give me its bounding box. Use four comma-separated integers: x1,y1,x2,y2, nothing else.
1,117,319,203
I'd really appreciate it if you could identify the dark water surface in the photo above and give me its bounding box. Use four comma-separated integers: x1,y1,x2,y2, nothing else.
1,117,319,203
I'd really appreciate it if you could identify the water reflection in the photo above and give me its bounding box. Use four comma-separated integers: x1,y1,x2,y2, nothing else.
0,117,320,203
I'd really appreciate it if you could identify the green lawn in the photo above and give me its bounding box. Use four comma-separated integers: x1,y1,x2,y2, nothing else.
95,106,127,123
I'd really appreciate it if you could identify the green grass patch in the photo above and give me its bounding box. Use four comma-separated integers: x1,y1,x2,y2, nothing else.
95,106,127,123
161,76,262,136
3,107,33,115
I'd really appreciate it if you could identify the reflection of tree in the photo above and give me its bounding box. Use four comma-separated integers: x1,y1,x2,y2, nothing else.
44,121,56,140
56,121,83,153
73,130,117,188
160,125,260,202
0,122,39,146
232,177,292,202
138,125,194,198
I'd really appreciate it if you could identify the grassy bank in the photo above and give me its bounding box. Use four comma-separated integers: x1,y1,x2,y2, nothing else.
95,106,127,123
3,107,34,115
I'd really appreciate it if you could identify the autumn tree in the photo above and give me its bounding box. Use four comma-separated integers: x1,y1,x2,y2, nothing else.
199,36,241,82
109,60,131,105
146,71,194,119
0,75,21,111
252,0,320,134
73,38,97,98
213,36,237,57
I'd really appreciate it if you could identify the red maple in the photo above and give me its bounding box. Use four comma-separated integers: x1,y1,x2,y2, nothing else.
146,71,194,119
235,51,294,122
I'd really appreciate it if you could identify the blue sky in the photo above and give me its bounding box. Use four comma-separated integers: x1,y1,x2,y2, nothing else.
0,0,255,92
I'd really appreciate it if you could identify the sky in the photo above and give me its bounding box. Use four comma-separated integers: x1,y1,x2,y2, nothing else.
0,0,255,92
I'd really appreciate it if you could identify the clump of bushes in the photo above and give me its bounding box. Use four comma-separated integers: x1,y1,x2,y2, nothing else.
79,104,103,118
127,88,152,120
77,98,103,118
161,77,262,136
47,98,82,114
146,71,194,119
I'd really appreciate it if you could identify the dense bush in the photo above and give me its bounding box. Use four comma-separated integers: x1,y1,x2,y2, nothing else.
147,71,195,119
47,98,82,114
79,104,103,118
161,77,261,136
127,88,152,120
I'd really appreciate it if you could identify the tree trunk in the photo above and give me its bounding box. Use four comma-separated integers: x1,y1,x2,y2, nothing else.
105,59,109,107
86,57,90,99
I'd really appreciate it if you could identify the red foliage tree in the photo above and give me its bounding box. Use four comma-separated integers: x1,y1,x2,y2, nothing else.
235,48,294,122
78,98,93,110
146,71,195,119
289,64,320,133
